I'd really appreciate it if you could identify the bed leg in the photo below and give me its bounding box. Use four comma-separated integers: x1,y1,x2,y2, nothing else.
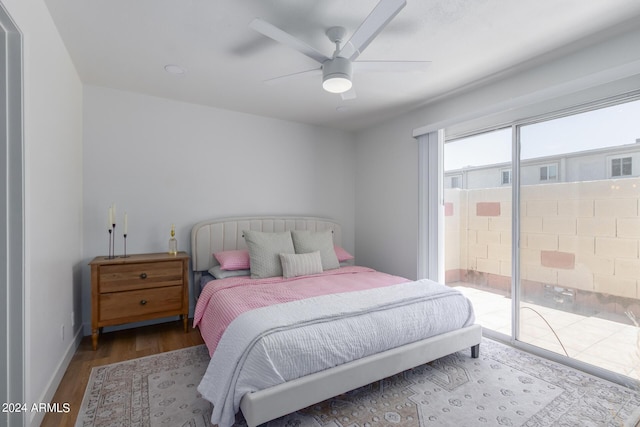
471,344,480,358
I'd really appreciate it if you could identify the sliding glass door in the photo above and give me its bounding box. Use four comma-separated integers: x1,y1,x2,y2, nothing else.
443,97,640,382
518,100,640,380
444,128,512,336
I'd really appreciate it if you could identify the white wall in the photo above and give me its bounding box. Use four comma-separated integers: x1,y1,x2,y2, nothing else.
81,85,356,333
354,115,421,280
354,18,640,281
1,0,84,425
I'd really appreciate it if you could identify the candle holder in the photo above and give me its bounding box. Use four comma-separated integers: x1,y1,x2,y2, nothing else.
122,233,129,258
106,228,114,259
111,223,116,258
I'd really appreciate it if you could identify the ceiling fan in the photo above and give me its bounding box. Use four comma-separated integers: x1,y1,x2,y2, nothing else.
249,0,430,100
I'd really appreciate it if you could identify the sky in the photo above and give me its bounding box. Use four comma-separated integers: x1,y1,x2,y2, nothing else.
444,98,640,171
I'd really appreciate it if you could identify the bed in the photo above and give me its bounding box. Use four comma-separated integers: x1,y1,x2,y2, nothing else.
191,216,482,427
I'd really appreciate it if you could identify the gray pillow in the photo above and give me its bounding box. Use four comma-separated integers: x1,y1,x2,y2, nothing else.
291,229,340,270
208,265,250,279
279,251,323,279
243,230,295,278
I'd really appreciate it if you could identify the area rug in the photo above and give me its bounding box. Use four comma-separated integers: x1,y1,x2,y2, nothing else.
75,339,640,427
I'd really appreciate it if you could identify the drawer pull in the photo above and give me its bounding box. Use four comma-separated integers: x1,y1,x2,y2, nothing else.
140,299,147,305
140,273,147,279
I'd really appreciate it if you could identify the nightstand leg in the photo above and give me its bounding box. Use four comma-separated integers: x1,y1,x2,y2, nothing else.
182,315,188,332
92,329,99,350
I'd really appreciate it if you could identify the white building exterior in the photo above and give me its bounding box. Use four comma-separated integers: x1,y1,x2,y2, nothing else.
445,141,640,189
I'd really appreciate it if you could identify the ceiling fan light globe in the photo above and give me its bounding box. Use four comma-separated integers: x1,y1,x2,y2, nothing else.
323,76,352,93
322,57,353,94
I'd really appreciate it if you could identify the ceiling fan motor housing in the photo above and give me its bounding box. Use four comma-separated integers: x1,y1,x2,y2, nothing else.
322,57,353,93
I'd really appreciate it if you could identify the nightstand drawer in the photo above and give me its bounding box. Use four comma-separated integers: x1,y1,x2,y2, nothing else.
100,260,183,293
99,285,183,322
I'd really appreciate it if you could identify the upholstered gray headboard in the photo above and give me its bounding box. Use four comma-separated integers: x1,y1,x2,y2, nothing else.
190,216,343,273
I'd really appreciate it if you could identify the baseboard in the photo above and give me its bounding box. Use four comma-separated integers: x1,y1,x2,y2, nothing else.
28,325,83,427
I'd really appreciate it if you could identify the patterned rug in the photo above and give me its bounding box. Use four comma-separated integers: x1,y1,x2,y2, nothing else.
76,339,640,427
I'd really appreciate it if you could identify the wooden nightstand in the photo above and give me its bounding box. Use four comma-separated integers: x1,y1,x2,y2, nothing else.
89,252,190,350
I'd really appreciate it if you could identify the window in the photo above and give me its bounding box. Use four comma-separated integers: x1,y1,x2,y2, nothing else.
501,169,511,185
611,157,632,177
435,96,640,385
539,164,557,181
443,127,512,334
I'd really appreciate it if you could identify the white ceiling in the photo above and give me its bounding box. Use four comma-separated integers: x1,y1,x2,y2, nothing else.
44,0,640,132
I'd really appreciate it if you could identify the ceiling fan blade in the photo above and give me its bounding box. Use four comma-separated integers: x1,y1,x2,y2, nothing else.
338,0,406,61
353,60,431,72
249,18,329,64
341,87,357,101
263,68,322,85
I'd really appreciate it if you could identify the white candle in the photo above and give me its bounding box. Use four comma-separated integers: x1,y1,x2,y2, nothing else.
124,212,128,235
111,203,116,226
108,206,113,229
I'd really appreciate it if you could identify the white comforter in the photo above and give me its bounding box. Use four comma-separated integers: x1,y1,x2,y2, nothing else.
198,278,475,427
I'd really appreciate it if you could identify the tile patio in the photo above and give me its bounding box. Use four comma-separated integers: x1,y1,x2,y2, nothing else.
454,284,640,381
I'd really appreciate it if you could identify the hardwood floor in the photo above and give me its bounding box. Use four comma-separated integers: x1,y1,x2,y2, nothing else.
41,320,204,427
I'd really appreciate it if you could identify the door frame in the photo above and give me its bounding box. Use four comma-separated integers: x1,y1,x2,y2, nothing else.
0,4,25,426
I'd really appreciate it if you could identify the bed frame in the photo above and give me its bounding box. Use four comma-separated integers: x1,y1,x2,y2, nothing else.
191,216,482,427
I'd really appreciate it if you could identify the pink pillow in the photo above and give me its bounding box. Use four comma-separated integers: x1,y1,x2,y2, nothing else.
213,249,250,271
334,246,354,262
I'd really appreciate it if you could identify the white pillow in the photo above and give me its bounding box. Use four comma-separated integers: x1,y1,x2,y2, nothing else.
291,229,340,270
243,230,295,278
279,251,323,279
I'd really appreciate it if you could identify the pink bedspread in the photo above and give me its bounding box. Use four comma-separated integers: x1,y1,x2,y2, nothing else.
193,266,410,355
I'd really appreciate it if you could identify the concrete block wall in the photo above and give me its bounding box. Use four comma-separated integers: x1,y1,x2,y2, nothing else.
445,177,640,302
